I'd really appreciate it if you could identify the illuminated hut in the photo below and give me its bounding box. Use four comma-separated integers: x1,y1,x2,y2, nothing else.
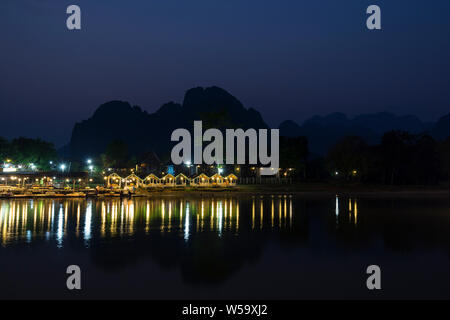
144,173,160,187
192,173,210,187
210,173,225,186
175,173,189,186
161,174,175,187
124,174,143,188
225,173,238,186
106,173,123,188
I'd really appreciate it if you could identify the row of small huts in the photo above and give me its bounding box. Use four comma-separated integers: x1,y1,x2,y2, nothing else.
105,173,238,188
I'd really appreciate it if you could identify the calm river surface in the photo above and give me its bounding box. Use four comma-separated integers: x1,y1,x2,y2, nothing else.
1,195,450,299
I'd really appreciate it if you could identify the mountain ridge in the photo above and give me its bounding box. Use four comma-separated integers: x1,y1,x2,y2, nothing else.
68,86,269,160
66,86,450,158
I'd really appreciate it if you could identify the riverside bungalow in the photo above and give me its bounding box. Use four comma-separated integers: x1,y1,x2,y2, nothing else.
161,174,175,187
144,173,160,187
210,173,225,186
225,174,238,186
192,173,210,187
175,173,189,186
103,172,238,189
124,174,143,188
106,173,123,188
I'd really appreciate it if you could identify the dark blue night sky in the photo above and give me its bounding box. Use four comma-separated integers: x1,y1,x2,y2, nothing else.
0,0,449,146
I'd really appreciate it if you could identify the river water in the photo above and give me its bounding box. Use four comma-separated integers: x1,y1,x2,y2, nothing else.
0,195,449,299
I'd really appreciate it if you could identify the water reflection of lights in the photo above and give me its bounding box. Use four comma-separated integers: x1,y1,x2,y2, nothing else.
146,201,150,234
56,205,64,248
218,201,223,236
184,202,190,241
335,196,339,217
84,201,92,245
101,202,106,237
0,196,295,246
252,199,255,230
76,204,81,237
289,198,292,229
161,199,165,233
168,201,172,232
335,195,340,227
271,199,274,227
210,200,215,230
260,200,264,230
279,199,282,228
347,198,359,226
236,200,239,232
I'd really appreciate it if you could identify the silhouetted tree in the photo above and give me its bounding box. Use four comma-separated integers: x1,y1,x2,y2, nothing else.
9,137,56,170
280,136,308,178
410,134,441,184
103,139,129,168
381,131,441,185
381,131,415,184
0,137,9,160
306,157,329,181
439,137,450,181
326,136,369,181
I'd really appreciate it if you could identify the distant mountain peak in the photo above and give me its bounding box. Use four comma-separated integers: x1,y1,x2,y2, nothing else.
68,86,267,159
183,86,247,115
279,111,434,155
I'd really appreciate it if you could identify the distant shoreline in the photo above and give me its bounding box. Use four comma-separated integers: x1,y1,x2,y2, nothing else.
3,183,450,199
137,184,450,198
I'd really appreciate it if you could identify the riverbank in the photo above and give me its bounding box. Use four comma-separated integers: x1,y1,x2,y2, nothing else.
1,183,450,199
137,183,450,198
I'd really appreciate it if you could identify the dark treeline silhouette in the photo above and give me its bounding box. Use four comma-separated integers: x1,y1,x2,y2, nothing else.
280,136,308,178
0,136,57,171
3,130,450,186
316,131,450,185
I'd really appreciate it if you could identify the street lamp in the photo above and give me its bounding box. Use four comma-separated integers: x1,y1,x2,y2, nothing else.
60,164,66,172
